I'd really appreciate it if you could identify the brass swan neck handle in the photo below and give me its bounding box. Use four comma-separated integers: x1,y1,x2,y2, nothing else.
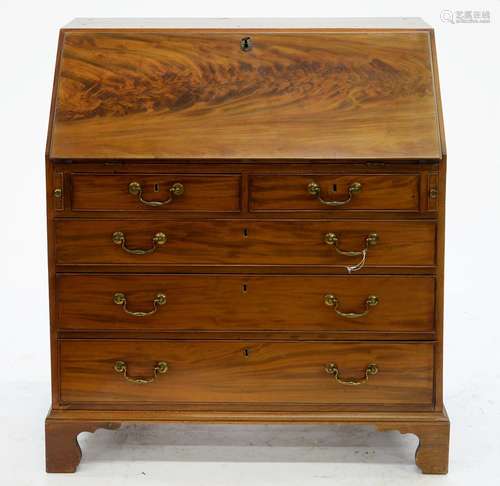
324,294,379,318
325,363,378,386
112,231,167,255
308,181,362,206
113,292,166,317
324,232,378,273
114,361,168,384
128,181,184,207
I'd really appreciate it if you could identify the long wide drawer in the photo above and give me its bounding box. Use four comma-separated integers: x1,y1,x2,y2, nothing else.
55,220,436,267
56,274,435,333
59,340,434,407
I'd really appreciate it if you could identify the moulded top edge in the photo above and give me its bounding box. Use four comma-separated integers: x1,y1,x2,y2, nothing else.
63,17,433,30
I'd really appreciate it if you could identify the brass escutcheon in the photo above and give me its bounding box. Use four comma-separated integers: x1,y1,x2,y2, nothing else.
240,36,252,52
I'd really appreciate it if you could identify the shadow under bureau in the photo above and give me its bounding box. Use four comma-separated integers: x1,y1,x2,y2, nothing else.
45,18,449,474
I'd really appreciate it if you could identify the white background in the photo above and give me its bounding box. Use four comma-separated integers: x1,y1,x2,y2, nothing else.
1,0,499,484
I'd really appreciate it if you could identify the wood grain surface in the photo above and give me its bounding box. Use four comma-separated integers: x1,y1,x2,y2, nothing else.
54,219,436,266
50,32,441,159
56,274,435,333
250,174,420,211
59,340,434,406
45,20,448,475
71,174,241,212
377,417,450,474
45,419,120,473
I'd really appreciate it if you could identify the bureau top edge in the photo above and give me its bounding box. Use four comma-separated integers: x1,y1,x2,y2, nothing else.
63,18,433,30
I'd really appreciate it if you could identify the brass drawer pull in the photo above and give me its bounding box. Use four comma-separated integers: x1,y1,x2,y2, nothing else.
324,294,379,318
128,181,184,207
113,292,166,317
324,232,378,273
325,363,378,386
112,231,167,255
114,360,168,384
324,232,378,256
308,181,361,206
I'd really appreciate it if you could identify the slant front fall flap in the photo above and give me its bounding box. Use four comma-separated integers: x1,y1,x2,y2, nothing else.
49,31,442,159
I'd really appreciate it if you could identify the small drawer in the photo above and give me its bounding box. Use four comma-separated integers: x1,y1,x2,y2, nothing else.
54,220,436,269
57,274,435,334
250,174,420,212
60,340,434,408
70,174,241,212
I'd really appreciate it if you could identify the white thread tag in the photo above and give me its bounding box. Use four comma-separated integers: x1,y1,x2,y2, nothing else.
346,249,367,274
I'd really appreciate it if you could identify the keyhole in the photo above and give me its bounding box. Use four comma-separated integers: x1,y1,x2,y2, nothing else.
240,37,252,52
154,183,160,192
243,228,249,238
241,283,248,293
332,184,337,192
243,348,251,358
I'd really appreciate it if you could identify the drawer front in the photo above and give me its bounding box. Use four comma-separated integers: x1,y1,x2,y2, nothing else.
60,340,434,407
55,220,436,267
250,174,420,211
57,274,435,333
71,174,241,212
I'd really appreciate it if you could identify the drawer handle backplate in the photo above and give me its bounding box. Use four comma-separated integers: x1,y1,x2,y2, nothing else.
308,181,361,206
325,363,378,386
112,231,167,255
113,292,166,317
114,360,168,384
324,232,378,273
324,294,379,318
128,181,184,207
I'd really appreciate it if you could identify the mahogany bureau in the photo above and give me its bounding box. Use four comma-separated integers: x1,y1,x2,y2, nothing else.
45,18,449,474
